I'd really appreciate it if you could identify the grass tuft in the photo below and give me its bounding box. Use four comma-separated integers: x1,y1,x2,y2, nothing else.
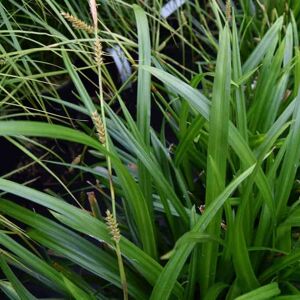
1,1,300,299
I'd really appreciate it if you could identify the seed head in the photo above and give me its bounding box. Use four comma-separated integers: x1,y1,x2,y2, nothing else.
91,111,106,145
226,0,231,22
61,12,94,34
105,210,121,243
94,39,103,65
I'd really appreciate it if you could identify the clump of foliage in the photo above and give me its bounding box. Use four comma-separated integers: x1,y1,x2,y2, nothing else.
0,0,300,299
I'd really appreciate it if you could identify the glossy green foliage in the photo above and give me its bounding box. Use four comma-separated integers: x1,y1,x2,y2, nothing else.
0,1,300,299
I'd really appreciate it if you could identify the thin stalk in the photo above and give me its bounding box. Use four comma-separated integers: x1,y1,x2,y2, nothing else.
90,0,128,297
95,34,128,300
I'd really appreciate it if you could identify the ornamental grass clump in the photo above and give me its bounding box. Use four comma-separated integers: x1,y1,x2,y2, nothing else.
0,0,300,299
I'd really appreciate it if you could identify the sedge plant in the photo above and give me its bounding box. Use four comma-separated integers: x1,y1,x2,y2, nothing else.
0,1,300,299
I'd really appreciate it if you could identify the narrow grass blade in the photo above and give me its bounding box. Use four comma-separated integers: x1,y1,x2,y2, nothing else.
259,249,300,282
233,204,260,292
63,275,95,300
275,70,300,218
235,282,280,300
232,14,248,142
0,256,37,300
175,116,205,166
203,282,228,300
140,65,210,120
108,142,158,258
62,49,96,115
0,281,20,300
248,40,285,133
242,17,283,74
175,232,225,248
275,86,300,251
200,25,231,295
132,5,157,258
0,121,101,150
274,296,300,300
0,231,73,296
134,4,151,143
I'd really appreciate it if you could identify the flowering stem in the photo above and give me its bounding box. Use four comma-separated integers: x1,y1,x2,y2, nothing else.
94,30,128,300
